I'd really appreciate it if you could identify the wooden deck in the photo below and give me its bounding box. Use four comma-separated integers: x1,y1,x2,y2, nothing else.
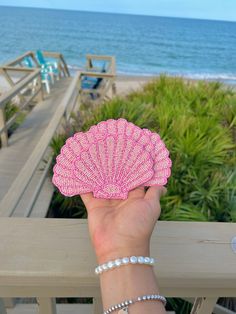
0,77,72,217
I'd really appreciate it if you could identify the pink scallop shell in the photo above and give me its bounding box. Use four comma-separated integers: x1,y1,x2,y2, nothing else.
53,133,154,199
52,119,172,199
87,119,172,185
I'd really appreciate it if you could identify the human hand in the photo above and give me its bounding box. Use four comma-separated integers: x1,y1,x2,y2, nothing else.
81,186,166,264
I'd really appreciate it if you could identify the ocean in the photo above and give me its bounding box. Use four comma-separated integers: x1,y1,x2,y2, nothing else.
0,6,236,83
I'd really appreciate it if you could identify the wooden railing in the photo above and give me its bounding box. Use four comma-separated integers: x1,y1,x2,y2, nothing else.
0,67,43,147
4,51,38,68
82,54,116,98
0,72,80,216
0,50,71,148
42,51,70,78
3,50,70,79
0,218,235,314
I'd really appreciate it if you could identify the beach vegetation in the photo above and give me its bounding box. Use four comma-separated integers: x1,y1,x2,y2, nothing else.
50,75,236,223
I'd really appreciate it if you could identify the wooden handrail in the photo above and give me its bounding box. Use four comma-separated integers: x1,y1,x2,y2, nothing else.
2,50,70,77
1,66,36,72
86,54,115,61
4,51,37,67
0,68,41,109
42,51,70,77
80,71,116,79
0,218,235,314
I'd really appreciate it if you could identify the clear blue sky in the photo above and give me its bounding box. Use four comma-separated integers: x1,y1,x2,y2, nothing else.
0,0,236,22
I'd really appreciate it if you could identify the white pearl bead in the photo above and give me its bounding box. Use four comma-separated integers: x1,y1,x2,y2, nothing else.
122,257,129,264
114,258,122,266
150,257,155,264
98,266,103,272
130,256,138,263
102,264,108,270
144,257,150,263
107,261,114,268
138,256,144,263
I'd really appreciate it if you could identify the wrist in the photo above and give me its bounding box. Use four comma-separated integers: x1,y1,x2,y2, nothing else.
96,242,150,264
99,259,161,311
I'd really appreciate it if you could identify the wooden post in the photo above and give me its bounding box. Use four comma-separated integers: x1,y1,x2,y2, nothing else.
37,297,57,314
36,75,44,102
60,54,70,77
0,108,8,147
190,297,218,314
0,299,7,314
93,296,103,314
111,79,116,97
30,51,40,67
1,68,15,88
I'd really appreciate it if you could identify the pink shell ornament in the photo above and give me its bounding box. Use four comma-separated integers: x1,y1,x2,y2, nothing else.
52,119,172,199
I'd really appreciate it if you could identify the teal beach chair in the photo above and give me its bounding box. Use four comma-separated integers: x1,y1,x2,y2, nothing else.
24,56,51,94
36,50,59,83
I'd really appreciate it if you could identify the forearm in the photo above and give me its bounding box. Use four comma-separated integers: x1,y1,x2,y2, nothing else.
97,245,166,313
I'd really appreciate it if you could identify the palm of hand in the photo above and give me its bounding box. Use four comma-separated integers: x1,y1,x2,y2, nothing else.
81,186,165,261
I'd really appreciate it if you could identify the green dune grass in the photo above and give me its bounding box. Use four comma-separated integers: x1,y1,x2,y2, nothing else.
50,75,236,223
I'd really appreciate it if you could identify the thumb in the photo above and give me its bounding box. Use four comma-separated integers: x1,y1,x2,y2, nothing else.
144,186,167,204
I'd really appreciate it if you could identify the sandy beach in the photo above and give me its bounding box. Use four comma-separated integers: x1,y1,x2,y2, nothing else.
115,75,154,95
1,73,235,98
0,73,154,96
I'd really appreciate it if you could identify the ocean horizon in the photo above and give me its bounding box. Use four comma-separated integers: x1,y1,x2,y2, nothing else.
0,5,236,84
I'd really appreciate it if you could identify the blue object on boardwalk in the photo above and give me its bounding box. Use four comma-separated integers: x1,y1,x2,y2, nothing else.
24,56,34,68
36,50,59,78
24,55,51,93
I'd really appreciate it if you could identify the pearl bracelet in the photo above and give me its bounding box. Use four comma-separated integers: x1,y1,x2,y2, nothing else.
95,256,155,275
103,293,167,313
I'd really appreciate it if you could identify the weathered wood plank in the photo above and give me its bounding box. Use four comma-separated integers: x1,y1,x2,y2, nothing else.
37,298,57,314
0,219,235,298
190,297,218,314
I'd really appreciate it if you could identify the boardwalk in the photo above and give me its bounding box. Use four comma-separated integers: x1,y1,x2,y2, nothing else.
0,77,72,217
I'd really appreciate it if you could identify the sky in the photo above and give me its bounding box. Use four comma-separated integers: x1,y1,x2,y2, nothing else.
0,0,236,22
